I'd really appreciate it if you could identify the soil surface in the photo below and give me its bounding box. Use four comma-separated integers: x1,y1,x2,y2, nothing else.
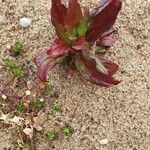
0,0,150,150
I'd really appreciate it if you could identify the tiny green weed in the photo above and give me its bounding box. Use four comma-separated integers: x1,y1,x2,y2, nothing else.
31,99,44,110
5,59,24,77
46,130,58,141
18,102,25,113
62,126,74,136
13,42,24,54
52,104,61,113
45,83,54,94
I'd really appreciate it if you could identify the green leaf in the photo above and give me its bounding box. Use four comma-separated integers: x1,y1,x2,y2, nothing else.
5,59,18,68
31,99,44,110
70,28,78,36
45,84,54,94
12,67,24,77
47,113,54,120
77,17,89,37
52,104,61,113
18,102,25,113
63,34,73,46
62,126,74,136
5,59,24,77
46,130,58,141
13,42,24,54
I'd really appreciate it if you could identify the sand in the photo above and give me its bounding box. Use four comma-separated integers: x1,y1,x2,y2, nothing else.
0,0,150,150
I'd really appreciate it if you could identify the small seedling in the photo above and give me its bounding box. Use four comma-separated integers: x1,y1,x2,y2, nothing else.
13,41,24,54
18,102,25,113
52,104,61,113
62,126,74,136
5,59,17,68
47,113,54,120
5,59,24,77
45,83,54,94
46,130,58,141
31,99,44,110
12,67,24,77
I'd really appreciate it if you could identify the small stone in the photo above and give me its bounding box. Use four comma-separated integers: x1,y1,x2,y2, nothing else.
1,94,7,100
6,45,11,50
25,90,31,96
26,81,33,89
0,15,5,24
19,17,32,28
32,93,36,97
39,98,44,102
23,127,33,139
0,113,8,121
99,139,109,145
10,116,24,126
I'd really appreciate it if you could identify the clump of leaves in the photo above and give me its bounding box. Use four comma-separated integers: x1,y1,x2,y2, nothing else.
13,41,24,54
47,104,61,120
46,130,58,141
31,99,44,110
35,0,122,87
62,126,74,136
5,59,24,77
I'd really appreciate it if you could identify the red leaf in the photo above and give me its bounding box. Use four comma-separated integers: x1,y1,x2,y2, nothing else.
64,0,82,30
47,39,71,57
100,58,119,76
86,0,122,43
75,52,120,87
51,0,67,40
72,37,89,51
97,33,116,47
97,28,116,47
34,50,57,82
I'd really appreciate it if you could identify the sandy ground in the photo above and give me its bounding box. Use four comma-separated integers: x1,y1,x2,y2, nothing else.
0,0,150,150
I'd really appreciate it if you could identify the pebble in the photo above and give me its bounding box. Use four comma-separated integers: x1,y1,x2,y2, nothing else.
39,98,44,102
25,90,31,96
0,15,5,24
19,17,32,28
99,139,109,145
1,94,7,100
6,45,11,50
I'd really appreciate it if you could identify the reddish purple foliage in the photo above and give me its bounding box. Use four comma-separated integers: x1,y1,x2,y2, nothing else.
34,0,122,87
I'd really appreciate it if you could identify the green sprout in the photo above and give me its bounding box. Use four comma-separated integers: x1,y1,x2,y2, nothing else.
5,59,17,68
5,59,24,77
31,99,44,110
62,126,74,136
47,113,54,120
12,67,24,77
52,104,61,113
18,102,25,113
45,83,54,94
47,104,61,120
46,130,58,141
13,42,24,54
